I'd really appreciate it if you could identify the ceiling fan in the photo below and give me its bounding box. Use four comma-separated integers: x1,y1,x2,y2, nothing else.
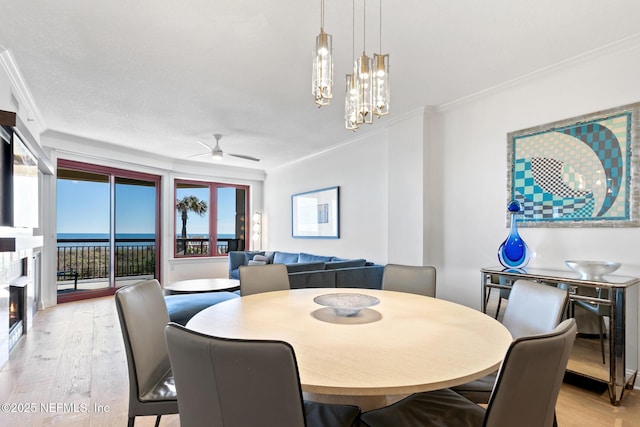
193,134,260,162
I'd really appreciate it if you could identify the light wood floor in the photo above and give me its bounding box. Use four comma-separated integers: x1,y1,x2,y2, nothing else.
0,296,639,426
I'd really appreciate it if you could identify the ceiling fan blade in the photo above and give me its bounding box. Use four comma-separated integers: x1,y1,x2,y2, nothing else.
195,140,212,150
228,153,261,162
186,151,210,159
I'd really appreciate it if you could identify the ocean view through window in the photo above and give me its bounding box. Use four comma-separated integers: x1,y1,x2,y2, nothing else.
175,179,250,257
56,160,161,302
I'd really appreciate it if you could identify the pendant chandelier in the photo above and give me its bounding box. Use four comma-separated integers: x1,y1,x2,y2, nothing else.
373,0,390,117
312,0,333,107
344,0,390,130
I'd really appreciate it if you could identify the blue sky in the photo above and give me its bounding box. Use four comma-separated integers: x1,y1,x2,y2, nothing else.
57,179,236,235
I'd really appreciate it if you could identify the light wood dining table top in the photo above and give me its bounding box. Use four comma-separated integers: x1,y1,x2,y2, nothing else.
186,288,512,397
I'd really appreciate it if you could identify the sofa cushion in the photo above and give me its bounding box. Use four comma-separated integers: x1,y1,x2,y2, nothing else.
165,292,240,326
273,251,300,264
286,262,325,273
289,270,337,289
325,259,367,270
335,265,384,289
299,252,334,263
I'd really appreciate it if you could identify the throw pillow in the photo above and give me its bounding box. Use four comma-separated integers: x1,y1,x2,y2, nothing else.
253,254,270,263
244,251,265,264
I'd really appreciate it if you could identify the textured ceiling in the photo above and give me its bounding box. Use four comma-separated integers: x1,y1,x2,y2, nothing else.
1,0,640,171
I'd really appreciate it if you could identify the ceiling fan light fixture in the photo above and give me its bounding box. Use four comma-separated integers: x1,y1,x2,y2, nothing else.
211,149,223,160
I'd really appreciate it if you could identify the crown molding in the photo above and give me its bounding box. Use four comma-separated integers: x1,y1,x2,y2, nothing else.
0,46,46,130
437,33,640,112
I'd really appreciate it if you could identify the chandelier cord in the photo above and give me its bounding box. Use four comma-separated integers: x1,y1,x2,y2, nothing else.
363,0,366,54
352,0,355,61
379,0,382,52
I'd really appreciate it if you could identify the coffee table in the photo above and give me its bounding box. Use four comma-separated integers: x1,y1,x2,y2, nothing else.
186,288,512,410
164,278,240,295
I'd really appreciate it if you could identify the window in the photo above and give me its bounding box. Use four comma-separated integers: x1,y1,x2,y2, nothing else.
56,159,161,302
175,179,249,257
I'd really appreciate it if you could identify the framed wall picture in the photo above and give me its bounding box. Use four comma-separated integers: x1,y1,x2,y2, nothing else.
292,186,339,238
507,102,640,227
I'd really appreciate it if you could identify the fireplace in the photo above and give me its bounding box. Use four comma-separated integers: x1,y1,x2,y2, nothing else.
8,259,30,352
9,286,23,330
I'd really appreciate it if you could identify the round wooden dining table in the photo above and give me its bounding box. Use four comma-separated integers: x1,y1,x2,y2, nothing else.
186,288,512,410
163,278,240,294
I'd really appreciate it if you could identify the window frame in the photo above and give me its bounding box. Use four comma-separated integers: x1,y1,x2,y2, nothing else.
174,178,250,258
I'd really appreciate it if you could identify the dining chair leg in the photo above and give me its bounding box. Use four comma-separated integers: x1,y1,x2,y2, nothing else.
127,417,135,427
154,415,161,427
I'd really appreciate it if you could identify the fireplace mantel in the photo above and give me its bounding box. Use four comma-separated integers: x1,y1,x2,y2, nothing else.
0,234,43,252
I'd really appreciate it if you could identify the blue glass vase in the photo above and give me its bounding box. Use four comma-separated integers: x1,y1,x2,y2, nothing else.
498,201,530,268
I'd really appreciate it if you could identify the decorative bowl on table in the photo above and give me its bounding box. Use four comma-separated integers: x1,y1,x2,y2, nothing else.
313,293,380,317
565,260,621,281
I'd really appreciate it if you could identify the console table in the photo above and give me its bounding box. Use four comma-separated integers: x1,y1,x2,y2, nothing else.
481,266,639,405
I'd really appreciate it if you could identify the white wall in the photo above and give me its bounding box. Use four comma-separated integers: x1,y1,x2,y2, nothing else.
435,38,640,371
387,111,425,265
264,131,389,264
436,38,640,304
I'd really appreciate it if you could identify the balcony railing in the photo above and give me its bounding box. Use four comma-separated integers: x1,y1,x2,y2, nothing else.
175,237,244,256
57,237,245,283
57,238,156,282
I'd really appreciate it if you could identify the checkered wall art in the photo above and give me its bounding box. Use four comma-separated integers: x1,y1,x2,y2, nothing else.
506,102,640,227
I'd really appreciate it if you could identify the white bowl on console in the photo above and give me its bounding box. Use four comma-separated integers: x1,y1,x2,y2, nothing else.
565,260,621,281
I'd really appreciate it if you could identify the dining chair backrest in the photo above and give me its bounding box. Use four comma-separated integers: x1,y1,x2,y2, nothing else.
239,263,290,296
502,279,568,339
114,279,178,426
484,318,577,427
165,323,307,427
381,264,436,297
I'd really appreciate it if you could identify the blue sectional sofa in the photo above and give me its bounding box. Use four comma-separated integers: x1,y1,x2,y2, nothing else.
228,250,384,290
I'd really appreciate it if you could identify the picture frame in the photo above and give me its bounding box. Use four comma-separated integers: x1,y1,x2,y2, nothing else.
292,186,339,238
507,102,640,227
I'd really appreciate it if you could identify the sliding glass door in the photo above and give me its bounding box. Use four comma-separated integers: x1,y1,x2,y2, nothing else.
56,160,161,303
114,177,159,288
56,168,111,298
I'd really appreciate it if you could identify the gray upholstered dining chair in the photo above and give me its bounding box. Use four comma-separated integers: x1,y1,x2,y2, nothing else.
452,279,569,403
115,279,178,427
164,322,361,427
360,318,577,427
239,263,290,296
381,264,436,297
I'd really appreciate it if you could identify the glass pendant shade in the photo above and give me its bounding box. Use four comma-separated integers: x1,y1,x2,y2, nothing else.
344,74,359,131
312,29,333,106
355,53,373,124
373,53,390,117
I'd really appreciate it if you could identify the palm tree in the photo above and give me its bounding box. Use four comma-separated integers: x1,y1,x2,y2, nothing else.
176,195,208,253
